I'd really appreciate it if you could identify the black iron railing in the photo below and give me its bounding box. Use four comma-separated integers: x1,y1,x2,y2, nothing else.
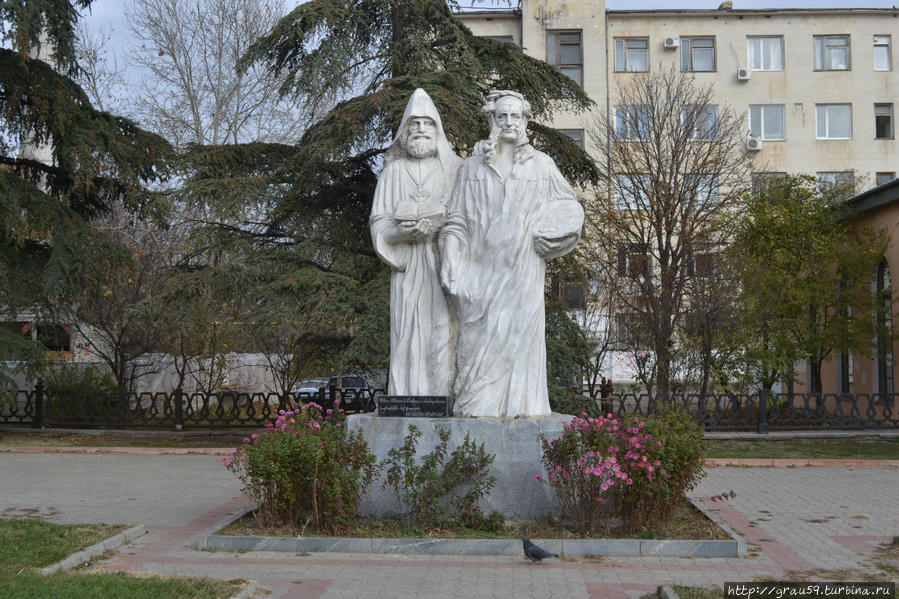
1,382,897,431
0,380,377,429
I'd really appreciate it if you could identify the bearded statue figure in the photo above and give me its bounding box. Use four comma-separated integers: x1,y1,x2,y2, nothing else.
370,89,462,397
440,90,583,418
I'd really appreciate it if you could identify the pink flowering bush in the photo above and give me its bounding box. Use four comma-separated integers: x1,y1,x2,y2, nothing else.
223,402,377,533
539,409,705,533
611,408,705,531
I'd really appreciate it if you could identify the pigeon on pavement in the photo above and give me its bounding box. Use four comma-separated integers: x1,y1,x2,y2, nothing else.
522,537,559,564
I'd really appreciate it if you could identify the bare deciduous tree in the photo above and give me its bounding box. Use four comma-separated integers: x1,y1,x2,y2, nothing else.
74,24,127,113
127,0,313,147
588,65,752,397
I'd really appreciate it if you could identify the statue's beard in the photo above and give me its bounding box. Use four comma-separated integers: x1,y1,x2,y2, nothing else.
406,137,438,158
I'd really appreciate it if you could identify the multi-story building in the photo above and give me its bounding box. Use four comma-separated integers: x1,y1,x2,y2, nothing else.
458,2,899,394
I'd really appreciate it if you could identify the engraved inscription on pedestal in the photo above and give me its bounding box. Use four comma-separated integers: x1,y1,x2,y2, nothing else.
378,396,449,418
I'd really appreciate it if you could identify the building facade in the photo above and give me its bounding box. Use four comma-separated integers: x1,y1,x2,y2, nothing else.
458,2,899,393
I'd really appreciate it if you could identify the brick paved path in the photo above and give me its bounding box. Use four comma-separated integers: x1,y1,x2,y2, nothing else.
1,454,896,599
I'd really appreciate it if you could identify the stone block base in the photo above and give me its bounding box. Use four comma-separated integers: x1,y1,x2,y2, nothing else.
345,413,574,518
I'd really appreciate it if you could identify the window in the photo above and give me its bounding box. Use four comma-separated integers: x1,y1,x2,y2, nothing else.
614,38,649,72
814,35,850,70
876,172,896,186
681,37,715,72
559,129,584,149
552,277,586,310
614,174,649,210
547,31,582,85
688,174,719,206
875,260,894,396
839,351,854,394
816,104,852,139
614,105,649,140
615,313,648,348
749,104,786,140
617,243,650,278
751,171,787,194
874,35,891,71
875,104,894,139
747,36,783,71
686,243,720,278
682,105,717,140
816,171,854,192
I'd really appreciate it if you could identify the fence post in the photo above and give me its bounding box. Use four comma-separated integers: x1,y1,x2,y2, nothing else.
757,388,769,434
32,378,44,429
174,387,183,431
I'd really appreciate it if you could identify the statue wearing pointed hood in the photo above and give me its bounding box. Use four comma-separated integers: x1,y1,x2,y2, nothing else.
370,89,462,397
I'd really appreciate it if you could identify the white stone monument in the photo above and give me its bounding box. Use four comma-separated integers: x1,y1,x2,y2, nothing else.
440,90,584,418
352,90,582,518
369,88,462,397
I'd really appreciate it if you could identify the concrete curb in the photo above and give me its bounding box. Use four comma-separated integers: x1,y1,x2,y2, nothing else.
704,458,899,468
658,585,681,599
198,533,742,558
199,506,739,558
40,524,146,575
687,497,747,556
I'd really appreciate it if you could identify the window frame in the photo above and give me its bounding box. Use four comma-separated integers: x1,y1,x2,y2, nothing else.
747,36,784,71
547,30,583,86
559,128,585,150
613,174,650,210
874,103,894,140
816,171,855,191
614,105,650,141
682,104,718,140
681,37,716,72
874,35,892,71
749,104,786,141
614,37,650,73
814,35,851,71
815,104,853,140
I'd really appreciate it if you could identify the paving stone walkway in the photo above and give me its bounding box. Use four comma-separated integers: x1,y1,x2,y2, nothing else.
0,453,896,599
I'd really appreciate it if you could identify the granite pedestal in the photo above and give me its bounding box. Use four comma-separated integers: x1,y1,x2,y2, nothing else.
345,413,574,518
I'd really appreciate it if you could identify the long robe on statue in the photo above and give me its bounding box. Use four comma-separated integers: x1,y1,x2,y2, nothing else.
441,145,582,418
370,90,461,397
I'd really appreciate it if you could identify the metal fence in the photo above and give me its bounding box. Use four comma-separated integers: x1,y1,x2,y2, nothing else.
1,383,897,431
0,380,377,430
597,391,898,431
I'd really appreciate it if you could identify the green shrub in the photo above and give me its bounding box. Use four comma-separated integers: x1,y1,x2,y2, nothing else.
381,425,497,529
43,365,117,423
224,402,378,533
548,384,602,417
610,408,706,531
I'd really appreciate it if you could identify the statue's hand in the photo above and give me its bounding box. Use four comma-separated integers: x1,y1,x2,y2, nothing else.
395,220,420,242
441,259,459,295
534,233,578,258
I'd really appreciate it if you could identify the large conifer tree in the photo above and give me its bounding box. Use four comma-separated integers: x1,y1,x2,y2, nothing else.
0,1,170,369
174,0,601,375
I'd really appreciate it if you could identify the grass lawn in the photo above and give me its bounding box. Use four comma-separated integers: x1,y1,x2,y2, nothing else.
704,438,899,459
0,431,241,448
0,519,242,599
220,495,730,541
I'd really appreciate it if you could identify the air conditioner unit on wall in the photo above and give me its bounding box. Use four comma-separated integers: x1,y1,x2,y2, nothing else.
737,68,751,81
663,36,679,49
746,136,763,151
